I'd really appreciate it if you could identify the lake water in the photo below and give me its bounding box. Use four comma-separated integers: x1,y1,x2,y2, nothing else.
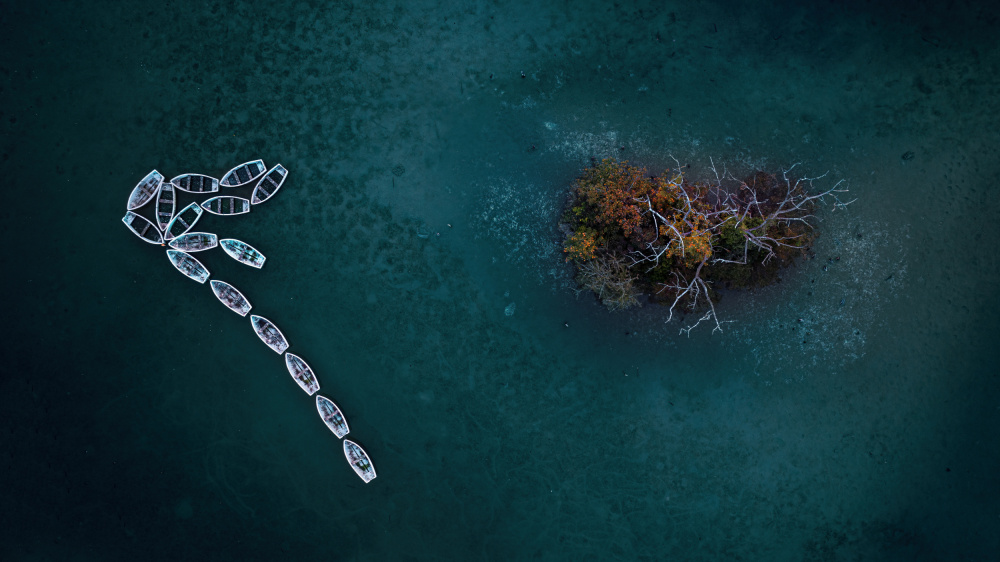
2,1,998,560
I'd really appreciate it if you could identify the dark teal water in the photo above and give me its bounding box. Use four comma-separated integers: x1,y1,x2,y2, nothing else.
2,1,998,560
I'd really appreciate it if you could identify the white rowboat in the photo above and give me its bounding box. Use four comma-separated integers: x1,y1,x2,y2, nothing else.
164,202,204,241
122,211,164,245
221,159,266,187
171,173,219,194
220,239,266,269
251,164,288,205
284,353,320,395
127,170,163,210
316,395,350,438
210,280,252,316
154,180,176,231
166,250,210,284
250,314,288,354
343,440,376,483
169,232,218,252
202,196,250,216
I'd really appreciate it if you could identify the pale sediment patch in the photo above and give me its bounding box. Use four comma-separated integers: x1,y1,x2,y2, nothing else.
728,218,908,380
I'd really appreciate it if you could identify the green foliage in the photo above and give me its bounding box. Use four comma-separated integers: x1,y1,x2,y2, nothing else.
717,220,744,249
646,260,676,284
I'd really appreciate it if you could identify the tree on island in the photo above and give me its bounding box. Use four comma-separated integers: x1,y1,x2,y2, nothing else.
561,158,854,334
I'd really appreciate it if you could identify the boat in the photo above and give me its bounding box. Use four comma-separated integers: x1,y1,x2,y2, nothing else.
171,173,219,194
220,159,266,187
251,164,288,205
210,280,252,316
220,239,266,268
122,211,164,245
126,169,163,210
164,202,204,241
250,314,288,354
168,232,217,252
166,249,210,283
154,180,176,230
315,395,350,438
343,440,376,483
284,353,320,395
201,196,250,216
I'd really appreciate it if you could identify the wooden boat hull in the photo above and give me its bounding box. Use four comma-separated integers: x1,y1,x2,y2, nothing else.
127,169,163,210
164,202,204,241
170,173,219,194
210,280,252,316
316,395,350,438
250,314,288,354
284,353,320,395
202,196,250,216
343,440,376,483
122,211,164,245
251,164,288,205
221,159,266,187
166,250,210,284
220,239,266,268
168,232,217,252
155,180,176,231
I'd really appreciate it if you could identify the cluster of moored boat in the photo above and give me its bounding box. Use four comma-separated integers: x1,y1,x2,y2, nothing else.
121,160,377,484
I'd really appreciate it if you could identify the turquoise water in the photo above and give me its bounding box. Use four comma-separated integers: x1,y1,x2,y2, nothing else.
2,1,998,560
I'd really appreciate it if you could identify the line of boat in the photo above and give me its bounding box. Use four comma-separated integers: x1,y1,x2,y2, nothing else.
249,308,374,482
221,159,266,187
210,280,252,316
251,164,288,205
164,202,204,241
166,249,210,284
127,170,163,210
250,314,289,354
220,238,266,268
126,162,378,484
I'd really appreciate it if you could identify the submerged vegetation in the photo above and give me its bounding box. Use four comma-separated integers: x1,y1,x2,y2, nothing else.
561,158,853,333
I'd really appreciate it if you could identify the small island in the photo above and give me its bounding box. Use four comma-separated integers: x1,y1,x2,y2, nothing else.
560,158,852,333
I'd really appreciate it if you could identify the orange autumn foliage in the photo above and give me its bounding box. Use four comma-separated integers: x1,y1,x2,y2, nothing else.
568,159,716,265
576,160,648,234
564,227,599,262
